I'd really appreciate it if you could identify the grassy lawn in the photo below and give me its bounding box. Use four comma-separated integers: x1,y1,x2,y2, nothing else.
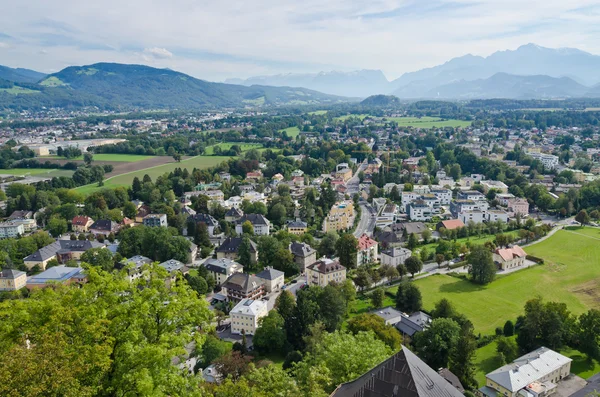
280,127,300,138
42,154,154,162
390,229,600,335
418,230,522,253
308,110,328,115
335,114,370,121
74,155,232,194
0,86,40,94
204,142,263,155
385,116,472,128
0,168,74,178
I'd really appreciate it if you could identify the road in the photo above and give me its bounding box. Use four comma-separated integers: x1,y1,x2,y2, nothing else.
354,201,377,237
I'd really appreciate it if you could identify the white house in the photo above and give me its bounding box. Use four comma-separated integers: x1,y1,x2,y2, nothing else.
381,247,412,268
230,298,268,336
486,209,510,223
235,214,271,236
0,222,25,239
407,202,434,221
255,267,285,292
203,258,244,286
493,245,527,270
430,188,452,205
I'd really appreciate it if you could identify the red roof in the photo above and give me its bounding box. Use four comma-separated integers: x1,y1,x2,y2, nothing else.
72,216,92,226
495,246,527,261
440,219,465,230
358,234,378,250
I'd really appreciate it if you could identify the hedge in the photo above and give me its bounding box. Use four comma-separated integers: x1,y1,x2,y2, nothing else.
526,255,545,264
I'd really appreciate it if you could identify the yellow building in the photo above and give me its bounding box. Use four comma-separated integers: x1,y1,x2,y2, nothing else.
287,220,308,235
0,268,27,291
306,259,346,287
323,201,354,232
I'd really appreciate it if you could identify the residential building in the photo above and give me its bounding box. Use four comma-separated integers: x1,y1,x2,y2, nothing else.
381,247,412,267
10,217,36,233
0,222,24,239
357,233,378,266
216,237,258,263
135,204,152,223
7,210,33,221
481,180,509,194
335,163,353,182
120,255,153,282
230,298,268,335
390,222,428,240
330,346,464,397
401,191,422,212
202,190,225,201
289,241,317,272
89,219,120,236
370,306,404,325
507,198,529,217
493,245,527,270
407,202,434,221
158,259,188,285
496,193,516,207
286,219,308,235
486,209,510,223
224,207,243,223
235,214,271,236
431,188,452,205
459,210,486,224
395,311,432,339
479,347,571,397
437,219,465,231
529,152,559,170
222,272,265,302
0,268,27,291
71,216,94,233
188,213,218,236
23,240,105,270
323,201,354,232
255,267,285,292
26,265,87,289
377,204,398,227
306,258,346,287
450,199,489,217
204,258,244,286
457,190,487,202
143,213,168,227
374,230,403,249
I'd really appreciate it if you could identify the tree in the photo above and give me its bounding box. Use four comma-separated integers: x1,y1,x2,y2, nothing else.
198,334,232,367
421,228,432,243
318,285,347,332
370,288,385,309
435,254,445,268
83,152,93,166
414,318,461,369
468,245,496,285
449,321,478,390
578,309,600,361
238,236,254,268
213,351,252,381
576,210,590,226
496,336,519,363
396,263,407,280
395,281,422,313
268,203,287,227
318,232,339,257
503,320,515,336
48,216,67,237
185,274,209,295
407,232,419,250
275,290,296,322
241,220,254,235
335,234,358,269
253,311,286,355
80,248,114,271
431,298,457,319
404,256,423,278
353,269,372,291
347,314,403,350
258,236,281,267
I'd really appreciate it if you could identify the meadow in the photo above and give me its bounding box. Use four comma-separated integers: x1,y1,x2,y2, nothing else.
75,155,231,194
0,168,74,178
387,228,600,335
280,127,300,138
385,116,472,128
417,229,522,253
43,154,154,162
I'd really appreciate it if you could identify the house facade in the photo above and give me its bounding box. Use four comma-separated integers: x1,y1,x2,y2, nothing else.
71,216,94,233
230,299,268,335
0,268,27,291
203,258,244,286
216,237,258,263
286,220,308,235
235,214,271,236
323,201,354,232
356,234,378,266
493,245,527,270
306,259,346,287
381,247,412,267
255,267,285,292
143,214,168,227
289,241,317,272
0,222,25,239
222,272,265,302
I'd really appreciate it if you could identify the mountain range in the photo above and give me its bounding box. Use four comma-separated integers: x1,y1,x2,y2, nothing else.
0,63,347,111
232,44,600,99
0,65,47,84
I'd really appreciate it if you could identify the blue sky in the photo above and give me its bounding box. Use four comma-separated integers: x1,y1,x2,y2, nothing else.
0,0,599,81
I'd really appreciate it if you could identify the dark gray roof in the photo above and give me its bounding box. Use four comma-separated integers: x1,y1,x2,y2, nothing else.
236,213,269,226
225,207,243,217
438,369,464,393
0,268,26,279
256,267,284,281
287,220,307,228
223,272,263,294
24,240,104,262
188,213,218,226
90,219,117,231
289,241,316,257
391,222,428,236
7,210,33,220
204,258,242,274
330,346,465,397
375,230,402,244
216,237,257,254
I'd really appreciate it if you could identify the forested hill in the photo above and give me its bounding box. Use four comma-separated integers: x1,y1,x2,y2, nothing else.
0,63,348,111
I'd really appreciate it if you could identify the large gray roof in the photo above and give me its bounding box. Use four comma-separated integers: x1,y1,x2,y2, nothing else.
256,267,284,281
331,346,465,397
24,240,104,262
289,241,316,257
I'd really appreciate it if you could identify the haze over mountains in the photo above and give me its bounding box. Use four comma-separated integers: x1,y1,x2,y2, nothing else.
231,44,600,99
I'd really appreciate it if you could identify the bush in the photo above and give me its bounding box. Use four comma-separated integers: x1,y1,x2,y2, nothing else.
476,334,499,348
448,260,468,269
526,255,544,264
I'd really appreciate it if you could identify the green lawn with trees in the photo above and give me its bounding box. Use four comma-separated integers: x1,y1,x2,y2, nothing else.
385,116,471,128
43,154,154,162
203,142,263,155
280,127,300,138
387,228,600,334
0,168,74,177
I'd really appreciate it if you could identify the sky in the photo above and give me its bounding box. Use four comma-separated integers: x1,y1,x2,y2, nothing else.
1,0,600,82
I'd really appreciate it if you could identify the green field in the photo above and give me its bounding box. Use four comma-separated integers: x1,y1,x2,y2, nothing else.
204,142,263,155
0,86,40,94
43,154,154,162
0,168,74,178
280,127,300,138
396,228,600,334
308,110,328,115
386,116,472,128
335,114,369,121
75,155,231,194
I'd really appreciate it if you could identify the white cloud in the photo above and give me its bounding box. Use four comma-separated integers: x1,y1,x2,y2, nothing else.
0,0,600,81
143,47,173,59
0,42,8,48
